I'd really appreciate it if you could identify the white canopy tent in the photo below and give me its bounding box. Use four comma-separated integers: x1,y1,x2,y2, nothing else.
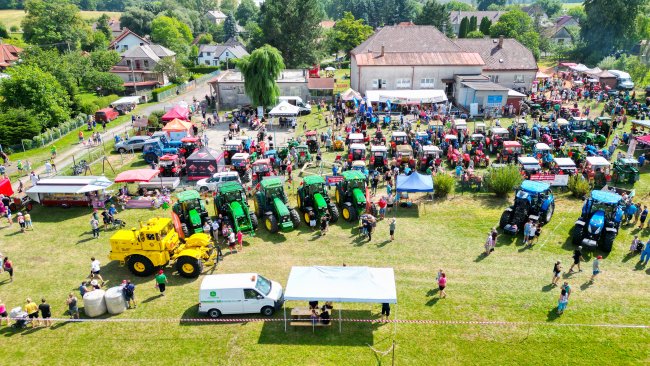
111,96,142,106
283,266,397,332
26,176,113,203
366,89,447,104
269,101,300,117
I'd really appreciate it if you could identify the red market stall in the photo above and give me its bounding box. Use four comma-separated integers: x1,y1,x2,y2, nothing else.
161,105,189,122
114,168,160,183
0,177,13,197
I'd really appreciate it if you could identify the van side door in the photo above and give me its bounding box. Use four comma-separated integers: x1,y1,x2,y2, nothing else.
242,288,264,313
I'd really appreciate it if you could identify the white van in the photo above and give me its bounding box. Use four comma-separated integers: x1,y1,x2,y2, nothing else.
199,273,284,318
609,70,635,90
279,96,312,115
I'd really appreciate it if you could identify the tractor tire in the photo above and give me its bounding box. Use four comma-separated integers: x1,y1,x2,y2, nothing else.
181,223,189,238
208,308,222,318
572,224,584,246
255,194,264,217
175,256,203,278
601,230,616,253
303,209,313,224
341,202,354,222
335,189,343,205
250,213,258,230
289,208,301,228
297,195,302,209
499,210,510,229
261,306,275,317
144,153,158,164
127,255,155,277
540,202,555,225
328,204,339,223
265,214,279,233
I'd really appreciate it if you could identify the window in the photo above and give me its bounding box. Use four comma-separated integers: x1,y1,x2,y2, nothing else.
206,52,211,56
489,75,499,83
205,60,210,65
514,74,525,83
143,60,149,68
420,78,435,88
372,79,387,89
126,60,131,68
236,86,245,95
396,78,411,89
244,289,260,299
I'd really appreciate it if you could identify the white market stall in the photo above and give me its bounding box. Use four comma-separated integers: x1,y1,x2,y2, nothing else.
26,176,113,208
268,101,300,128
366,89,447,104
283,266,397,332
110,95,144,114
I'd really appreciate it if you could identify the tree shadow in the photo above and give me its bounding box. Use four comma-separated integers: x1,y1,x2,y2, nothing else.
473,194,509,210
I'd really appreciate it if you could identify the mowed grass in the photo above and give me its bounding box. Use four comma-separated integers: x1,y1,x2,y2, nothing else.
0,9,122,28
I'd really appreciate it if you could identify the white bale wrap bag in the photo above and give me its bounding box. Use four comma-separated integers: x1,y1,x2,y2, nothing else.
104,286,127,315
83,289,107,317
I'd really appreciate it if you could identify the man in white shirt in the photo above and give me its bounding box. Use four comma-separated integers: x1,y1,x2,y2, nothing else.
90,257,104,284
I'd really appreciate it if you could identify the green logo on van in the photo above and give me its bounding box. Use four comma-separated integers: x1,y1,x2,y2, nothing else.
210,291,216,297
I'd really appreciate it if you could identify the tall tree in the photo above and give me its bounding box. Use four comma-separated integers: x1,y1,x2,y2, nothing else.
324,11,373,55
581,0,646,63
445,1,474,11
151,16,193,61
220,0,237,13
235,0,258,26
535,0,562,19
479,16,491,35
223,12,237,40
258,0,322,68
414,0,451,36
490,8,540,58
469,16,477,33
458,16,469,38
237,44,285,108
119,7,155,36
477,0,505,11
0,22,8,38
95,13,112,40
22,0,90,50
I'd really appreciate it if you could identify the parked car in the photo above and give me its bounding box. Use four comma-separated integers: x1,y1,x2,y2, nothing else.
95,108,119,123
196,171,241,192
199,273,284,318
113,136,152,153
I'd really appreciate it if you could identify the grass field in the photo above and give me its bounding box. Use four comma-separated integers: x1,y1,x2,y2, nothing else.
2,108,650,364
0,9,122,29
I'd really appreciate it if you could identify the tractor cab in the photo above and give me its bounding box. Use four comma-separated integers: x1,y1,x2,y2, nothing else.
612,158,640,185
419,145,441,171
569,117,590,131
474,122,486,135
231,152,251,181
488,127,510,153
594,117,612,136
369,145,388,171
453,119,467,132
251,158,274,185
348,133,365,145
416,131,431,145
348,143,366,162
297,175,339,223
371,129,386,145
390,131,409,146
552,157,577,175
532,142,553,165
142,139,179,163
350,160,368,175
305,130,319,153
500,180,555,234
180,137,202,158
159,154,184,177
172,190,211,237
501,141,522,163
264,149,279,162
586,156,612,189
224,139,243,165
394,145,415,169
470,133,485,146
511,118,529,138
335,170,368,222
214,181,256,233
573,190,624,252
518,156,542,176
295,144,312,166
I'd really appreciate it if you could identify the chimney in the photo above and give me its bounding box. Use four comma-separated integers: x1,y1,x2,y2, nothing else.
498,36,504,48
380,45,385,57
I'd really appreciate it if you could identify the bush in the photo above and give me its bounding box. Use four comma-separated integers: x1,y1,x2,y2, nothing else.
433,173,455,198
484,165,523,197
21,139,33,150
151,84,178,101
568,174,590,198
187,66,220,74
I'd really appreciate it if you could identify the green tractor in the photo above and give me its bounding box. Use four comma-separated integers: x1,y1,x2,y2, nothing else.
254,178,300,233
172,190,212,238
334,170,368,222
297,175,339,224
214,182,258,233
612,158,640,185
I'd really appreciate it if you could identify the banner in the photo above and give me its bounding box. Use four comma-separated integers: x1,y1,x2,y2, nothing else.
325,175,344,186
530,174,569,187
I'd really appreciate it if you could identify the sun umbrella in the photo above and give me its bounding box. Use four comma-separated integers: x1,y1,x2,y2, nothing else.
324,66,336,71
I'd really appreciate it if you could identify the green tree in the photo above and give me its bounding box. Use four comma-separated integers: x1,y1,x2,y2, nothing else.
466,30,484,38
259,0,322,68
479,16,492,35
490,9,540,58
89,50,121,72
458,16,469,38
581,0,646,63
223,12,237,40
84,71,125,95
567,7,586,24
20,47,78,96
0,22,8,38
0,108,42,146
445,0,474,11
22,0,90,50
414,0,451,36
220,0,237,13
235,0,258,26
119,7,155,36
477,0,505,11
243,20,264,50
151,16,193,61
237,44,284,108
96,13,112,39
324,12,373,55
535,0,562,18
196,33,213,44
469,15,477,33
0,65,71,129
153,57,189,84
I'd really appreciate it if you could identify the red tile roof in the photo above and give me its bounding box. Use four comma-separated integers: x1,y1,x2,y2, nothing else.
122,81,160,87
354,52,484,67
0,44,22,66
307,77,334,89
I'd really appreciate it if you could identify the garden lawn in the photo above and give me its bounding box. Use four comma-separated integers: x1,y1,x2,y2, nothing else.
0,9,122,28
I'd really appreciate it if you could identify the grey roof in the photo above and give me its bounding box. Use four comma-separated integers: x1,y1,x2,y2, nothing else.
121,44,175,61
206,10,227,19
449,11,505,25
148,44,176,57
461,81,509,91
454,38,537,71
198,44,249,59
351,25,462,55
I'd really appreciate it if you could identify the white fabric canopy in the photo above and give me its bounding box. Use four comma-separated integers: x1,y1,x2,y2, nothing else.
111,96,142,106
366,89,447,104
269,101,300,116
284,266,397,303
26,176,113,202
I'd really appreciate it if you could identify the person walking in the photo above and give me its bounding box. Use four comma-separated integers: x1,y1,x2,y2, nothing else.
39,298,52,327
568,246,584,273
640,239,650,266
639,205,648,229
320,215,329,236
24,298,39,327
66,293,79,320
551,260,562,286
389,218,396,241
557,289,569,315
89,257,104,284
438,272,447,298
123,280,136,309
561,281,572,298
236,230,244,251
590,255,602,282
0,299,8,326
155,270,168,296
2,256,13,282
90,216,100,238
484,231,494,255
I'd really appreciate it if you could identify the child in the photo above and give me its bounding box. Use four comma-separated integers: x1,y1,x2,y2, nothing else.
557,289,568,315
639,205,648,229
236,230,243,252
309,212,316,230
484,232,494,255
17,212,26,232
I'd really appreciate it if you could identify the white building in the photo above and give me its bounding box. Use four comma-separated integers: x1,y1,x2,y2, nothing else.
109,28,149,53
196,42,249,66
205,10,227,24
110,44,176,91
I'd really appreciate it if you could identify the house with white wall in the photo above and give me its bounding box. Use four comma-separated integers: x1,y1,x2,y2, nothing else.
109,28,150,53
196,42,249,66
110,44,176,91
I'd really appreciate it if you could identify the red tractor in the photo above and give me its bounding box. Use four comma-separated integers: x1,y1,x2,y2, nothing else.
446,146,461,167
251,158,275,185
347,143,366,163
473,149,490,168
158,154,185,177
369,145,389,172
179,137,202,158
394,145,416,170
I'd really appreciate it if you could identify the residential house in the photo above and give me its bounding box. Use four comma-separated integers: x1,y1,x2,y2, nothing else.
542,25,575,46
196,41,249,67
521,4,551,26
454,37,538,92
110,44,176,90
208,69,313,108
448,11,505,35
92,18,123,38
555,15,579,27
109,28,150,53
205,10,227,24
0,44,22,70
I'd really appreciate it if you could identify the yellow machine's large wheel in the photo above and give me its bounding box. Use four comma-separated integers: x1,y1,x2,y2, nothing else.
297,195,302,208
304,212,311,223
127,255,155,277
342,207,350,220
335,190,341,204
175,256,203,278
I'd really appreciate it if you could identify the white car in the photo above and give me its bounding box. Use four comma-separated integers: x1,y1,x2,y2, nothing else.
196,171,241,192
199,273,284,318
113,136,151,153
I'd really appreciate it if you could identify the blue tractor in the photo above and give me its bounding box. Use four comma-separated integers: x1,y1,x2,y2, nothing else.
572,190,624,252
142,139,179,163
499,180,555,234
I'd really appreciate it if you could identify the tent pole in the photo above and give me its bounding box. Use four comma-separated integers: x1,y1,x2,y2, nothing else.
284,305,287,332
339,306,342,333
394,303,397,336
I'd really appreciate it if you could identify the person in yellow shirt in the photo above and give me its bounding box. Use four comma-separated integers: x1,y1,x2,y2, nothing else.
24,298,39,327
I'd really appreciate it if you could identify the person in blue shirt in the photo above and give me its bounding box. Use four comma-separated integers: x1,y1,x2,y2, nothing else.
332,164,339,176
108,204,117,217
639,154,646,168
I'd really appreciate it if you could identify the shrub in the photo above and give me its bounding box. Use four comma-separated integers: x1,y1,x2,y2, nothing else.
151,84,178,101
21,139,33,150
568,174,590,198
433,173,455,198
484,165,523,197
187,66,220,74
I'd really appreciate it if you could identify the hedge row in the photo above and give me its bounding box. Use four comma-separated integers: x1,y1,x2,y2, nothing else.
187,66,221,74
151,84,178,101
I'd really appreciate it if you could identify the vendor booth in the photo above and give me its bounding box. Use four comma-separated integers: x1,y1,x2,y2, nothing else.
339,88,362,101
162,105,190,122
0,177,13,197
114,169,174,209
366,89,447,104
396,173,434,193
268,101,300,128
162,118,194,141
186,147,226,181
283,266,397,332
110,96,144,114
26,176,113,208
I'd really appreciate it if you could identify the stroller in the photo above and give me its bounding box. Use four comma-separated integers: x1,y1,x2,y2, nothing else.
110,217,127,229
10,307,30,329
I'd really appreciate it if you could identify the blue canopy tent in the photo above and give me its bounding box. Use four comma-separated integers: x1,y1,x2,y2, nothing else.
396,173,434,193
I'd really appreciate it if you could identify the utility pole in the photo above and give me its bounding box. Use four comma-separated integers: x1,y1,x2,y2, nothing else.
130,61,138,96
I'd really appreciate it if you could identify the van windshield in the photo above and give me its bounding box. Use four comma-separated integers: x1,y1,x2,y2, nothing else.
256,275,272,296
